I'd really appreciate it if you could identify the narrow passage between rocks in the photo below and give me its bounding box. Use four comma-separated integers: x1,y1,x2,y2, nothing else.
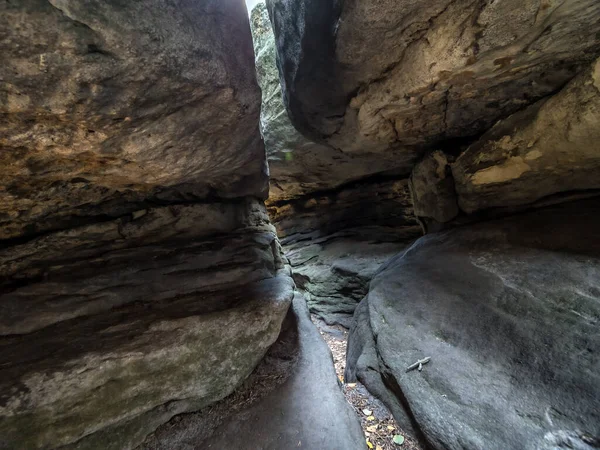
311,316,423,450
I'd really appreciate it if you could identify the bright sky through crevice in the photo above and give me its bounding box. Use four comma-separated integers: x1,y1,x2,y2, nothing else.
245,0,262,13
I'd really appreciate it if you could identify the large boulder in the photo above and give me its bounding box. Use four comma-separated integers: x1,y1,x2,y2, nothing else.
0,1,293,448
346,198,600,450
249,1,398,201
0,201,293,450
140,293,366,449
267,0,600,176
452,57,600,214
1,0,267,240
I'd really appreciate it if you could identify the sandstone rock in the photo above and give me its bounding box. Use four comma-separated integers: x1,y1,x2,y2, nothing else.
409,151,459,226
250,2,398,201
267,177,420,325
268,178,419,240
142,293,366,449
0,0,266,240
0,1,293,449
267,0,600,175
0,200,294,450
346,198,600,450
286,233,416,328
452,57,600,214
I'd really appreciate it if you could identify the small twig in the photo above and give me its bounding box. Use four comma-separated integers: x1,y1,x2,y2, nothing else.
406,357,431,372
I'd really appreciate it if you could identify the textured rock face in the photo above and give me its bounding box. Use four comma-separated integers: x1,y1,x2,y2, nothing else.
250,2,398,201
268,178,419,239
0,1,293,449
0,200,294,450
269,178,420,326
141,293,366,450
1,0,266,240
409,151,459,226
346,199,600,450
286,234,416,328
267,0,600,176
452,57,600,214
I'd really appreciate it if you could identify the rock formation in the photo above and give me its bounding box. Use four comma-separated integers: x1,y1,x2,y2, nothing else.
261,1,600,449
346,198,600,449
251,3,422,325
249,2,404,201
267,0,600,171
452,58,600,214
3,0,600,448
268,177,420,326
0,1,293,448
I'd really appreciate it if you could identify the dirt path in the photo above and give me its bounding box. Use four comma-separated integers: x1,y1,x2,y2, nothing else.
312,316,423,450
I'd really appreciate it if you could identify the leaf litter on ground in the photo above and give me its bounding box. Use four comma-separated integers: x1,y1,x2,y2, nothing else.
311,315,424,450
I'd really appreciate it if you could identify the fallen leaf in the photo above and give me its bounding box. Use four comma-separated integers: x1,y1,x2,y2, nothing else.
366,439,374,449
366,425,378,433
376,446,383,450
338,375,344,383
393,434,405,445
365,432,371,437
387,425,395,431
346,383,357,388
362,409,373,416
367,415,375,421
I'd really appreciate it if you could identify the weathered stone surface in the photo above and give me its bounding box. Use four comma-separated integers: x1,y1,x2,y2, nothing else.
286,233,416,328
250,2,397,201
268,177,420,325
0,1,294,449
141,293,366,449
268,178,419,240
0,0,266,240
452,57,600,214
267,0,600,175
346,198,600,450
0,200,294,450
409,151,459,226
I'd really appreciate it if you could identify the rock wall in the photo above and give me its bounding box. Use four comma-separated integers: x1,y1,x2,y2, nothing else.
250,2,404,202
265,0,600,228
346,198,600,450
452,57,600,214
268,177,421,326
261,3,600,449
0,1,293,448
267,0,600,168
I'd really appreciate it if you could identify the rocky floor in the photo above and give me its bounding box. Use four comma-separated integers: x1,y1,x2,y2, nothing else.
312,316,423,450
140,293,365,449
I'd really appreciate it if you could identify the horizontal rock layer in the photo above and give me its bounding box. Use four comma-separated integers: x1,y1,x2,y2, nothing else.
268,177,419,240
346,198,600,450
409,56,600,228
0,199,294,450
452,56,600,214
